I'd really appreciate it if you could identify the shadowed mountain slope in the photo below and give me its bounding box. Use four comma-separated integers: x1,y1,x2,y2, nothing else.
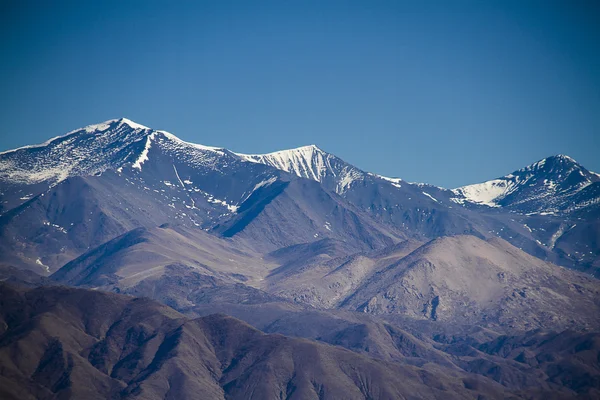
0,284,517,400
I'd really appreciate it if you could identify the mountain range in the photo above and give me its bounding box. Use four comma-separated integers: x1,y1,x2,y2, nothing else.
1,118,599,399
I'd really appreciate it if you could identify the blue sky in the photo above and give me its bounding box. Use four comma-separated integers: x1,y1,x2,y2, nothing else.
1,0,598,187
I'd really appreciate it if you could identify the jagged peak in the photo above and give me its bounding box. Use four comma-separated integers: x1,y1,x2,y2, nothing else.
116,117,151,131
452,153,598,210
78,117,150,132
65,117,149,135
235,144,341,183
237,144,325,159
552,154,577,162
520,154,581,173
0,118,234,181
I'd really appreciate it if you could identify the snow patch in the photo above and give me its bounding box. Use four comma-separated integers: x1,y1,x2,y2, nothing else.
452,179,515,207
375,174,402,188
422,192,439,203
237,145,329,182
157,130,224,154
132,132,156,170
337,168,362,193
36,258,50,273
252,176,278,192
207,196,238,213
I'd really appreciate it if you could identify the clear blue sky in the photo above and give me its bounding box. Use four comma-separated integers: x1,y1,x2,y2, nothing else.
1,0,598,187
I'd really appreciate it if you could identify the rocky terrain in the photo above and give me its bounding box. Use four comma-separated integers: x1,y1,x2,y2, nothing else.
1,118,599,398
0,284,521,400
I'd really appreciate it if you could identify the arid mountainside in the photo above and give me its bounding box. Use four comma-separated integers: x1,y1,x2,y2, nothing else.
0,284,519,400
338,235,600,330
1,119,600,398
49,224,600,333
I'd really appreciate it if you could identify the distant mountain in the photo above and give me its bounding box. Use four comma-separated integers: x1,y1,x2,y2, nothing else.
237,144,514,240
0,118,286,214
237,144,365,194
1,117,599,273
2,119,600,399
238,147,600,217
0,118,149,186
238,143,600,273
452,155,600,214
0,119,400,272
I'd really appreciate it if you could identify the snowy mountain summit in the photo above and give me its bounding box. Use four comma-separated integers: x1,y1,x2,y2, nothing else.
0,118,150,185
453,155,600,214
1,118,600,276
0,118,231,186
1,118,598,217
237,145,365,194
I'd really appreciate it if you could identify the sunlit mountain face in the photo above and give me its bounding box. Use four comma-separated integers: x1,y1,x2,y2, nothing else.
1,119,600,399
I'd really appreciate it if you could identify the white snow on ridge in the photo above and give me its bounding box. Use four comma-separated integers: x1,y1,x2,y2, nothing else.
337,168,363,193
157,130,225,154
237,145,367,194
0,130,82,156
452,179,514,207
237,145,331,182
450,154,600,212
252,176,278,192
422,192,439,203
0,117,237,185
119,118,150,131
132,132,156,170
373,174,402,188
0,118,154,184
83,121,113,133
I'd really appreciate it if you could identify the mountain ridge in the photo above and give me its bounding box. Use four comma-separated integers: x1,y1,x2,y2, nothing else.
1,119,600,398
1,118,599,275
2,118,598,210
452,154,600,213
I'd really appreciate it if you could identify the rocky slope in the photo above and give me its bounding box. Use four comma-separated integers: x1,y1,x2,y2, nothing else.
453,154,600,213
2,118,599,273
0,284,516,400
339,235,600,330
0,120,401,272
1,118,600,398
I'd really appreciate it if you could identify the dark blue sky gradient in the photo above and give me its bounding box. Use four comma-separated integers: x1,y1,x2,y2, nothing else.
1,0,598,187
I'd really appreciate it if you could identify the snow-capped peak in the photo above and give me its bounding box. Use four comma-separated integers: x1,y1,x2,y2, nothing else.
236,144,331,182
0,118,243,185
118,118,150,131
236,144,366,193
63,118,149,136
238,144,324,161
452,154,600,213
518,154,579,174
0,118,153,185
